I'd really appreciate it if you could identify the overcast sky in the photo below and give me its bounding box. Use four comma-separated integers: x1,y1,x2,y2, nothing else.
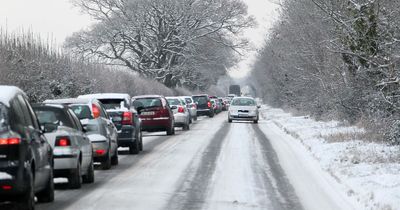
0,0,279,78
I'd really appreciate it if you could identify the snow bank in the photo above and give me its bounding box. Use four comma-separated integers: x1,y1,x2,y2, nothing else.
260,106,400,210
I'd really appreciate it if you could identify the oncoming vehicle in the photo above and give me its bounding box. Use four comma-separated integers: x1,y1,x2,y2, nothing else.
44,98,119,170
33,104,94,189
166,97,190,130
0,86,54,209
132,95,175,135
78,94,143,154
228,97,260,124
192,94,214,118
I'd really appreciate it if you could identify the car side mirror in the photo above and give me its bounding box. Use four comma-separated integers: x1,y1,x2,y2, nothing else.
171,105,178,110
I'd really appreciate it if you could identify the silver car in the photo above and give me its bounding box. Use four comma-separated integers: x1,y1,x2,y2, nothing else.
181,96,197,122
166,97,190,130
33,104,94,189
44,98,119,170
228,97,260,124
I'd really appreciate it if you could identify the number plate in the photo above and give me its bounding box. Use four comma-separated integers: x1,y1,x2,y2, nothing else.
141,111,155,116
239,114,248,117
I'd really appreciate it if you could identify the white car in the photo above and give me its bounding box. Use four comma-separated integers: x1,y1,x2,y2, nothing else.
181,96,197,122
166,97,191,130
228,97,260,124
33,104,95,189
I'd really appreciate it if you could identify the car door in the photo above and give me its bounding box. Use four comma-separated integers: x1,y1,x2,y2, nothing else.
68,109,92,169
18,95,51,188
98,102,118,152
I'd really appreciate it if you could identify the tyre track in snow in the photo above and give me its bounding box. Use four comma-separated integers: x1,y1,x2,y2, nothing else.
251,124,304,210
165,122,231,210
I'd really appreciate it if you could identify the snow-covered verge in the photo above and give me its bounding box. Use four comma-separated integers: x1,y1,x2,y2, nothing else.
260,106,400,210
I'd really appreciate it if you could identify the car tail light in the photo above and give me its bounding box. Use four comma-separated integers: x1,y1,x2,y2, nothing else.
0,138,20,145
178,106,185,113
92,104,101,119
96,149,105,155
122,112,133,125
207,101,212,108
55,137,71,147
2,185,12,190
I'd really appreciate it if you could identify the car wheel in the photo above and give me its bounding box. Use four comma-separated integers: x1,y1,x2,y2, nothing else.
254,120,258,124
83,158,95,184
101,152,112,170
111,148,119,165
129,139,140,155
228,119,232,123
183,123,190,131
36,168,54,203
194,116,197,121
17,169,35,210
69,161,82,189
139,131,143,151
209,111,214,118
166,126,174,135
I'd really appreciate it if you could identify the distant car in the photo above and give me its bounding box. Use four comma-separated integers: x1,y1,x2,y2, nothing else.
33,104,95,189
211,99,222,114
192,94,214,118
181,96,197,122
0,86,54,210
228,97,260,123
132,95,175,135
78,93,143,154
218,98,227,111
166,97,190,130
44,98,119,170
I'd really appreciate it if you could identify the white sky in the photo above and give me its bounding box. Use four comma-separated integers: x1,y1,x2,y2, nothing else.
0,0,278,78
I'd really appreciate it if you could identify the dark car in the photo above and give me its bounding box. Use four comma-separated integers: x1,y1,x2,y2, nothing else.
192,94,214,118
78,94,143,154
132,95,175,135
0,86,54,210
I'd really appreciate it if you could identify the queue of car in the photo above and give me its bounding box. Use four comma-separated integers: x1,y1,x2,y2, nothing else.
0,85,257,210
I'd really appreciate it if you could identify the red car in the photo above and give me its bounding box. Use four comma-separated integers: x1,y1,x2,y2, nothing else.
132,95,175,135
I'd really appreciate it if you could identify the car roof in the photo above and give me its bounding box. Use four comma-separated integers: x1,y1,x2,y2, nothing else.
0,85,26,107
44,98,96,105
78,93,130,100
32,103,67,110
132,95,163,99
232,96,255,100
192,94,208,97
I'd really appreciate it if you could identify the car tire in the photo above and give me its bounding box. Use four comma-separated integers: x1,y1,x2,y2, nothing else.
83,159,95,184
111,148,119,165
166,126,174,135
69,161,82,189
129,139,140,155
194,116,197,121
36,168,54,203
228,119,232,123
254,120,258,124
209,111,214,118
139,131,143,151
101,152,112,170
17,169,35,210
183,123,190,131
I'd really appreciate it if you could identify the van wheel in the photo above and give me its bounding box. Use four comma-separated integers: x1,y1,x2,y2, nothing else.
17,169,35,210
101,152,112,170
37,168,54,202
69,161,82,189
83,159,95,184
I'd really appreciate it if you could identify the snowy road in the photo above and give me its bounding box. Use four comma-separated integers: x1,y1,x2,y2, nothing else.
32,111,352,210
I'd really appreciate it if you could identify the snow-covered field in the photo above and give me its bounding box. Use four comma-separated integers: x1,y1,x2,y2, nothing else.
260,106,400,210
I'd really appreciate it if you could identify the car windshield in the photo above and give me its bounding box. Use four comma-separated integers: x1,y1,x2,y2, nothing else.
132,98,162,109
0,103,8,132
69,105,93,120
34,107,74,128
231,98,256,106
167,98,181,106
98,99,126,110
192,96,207,105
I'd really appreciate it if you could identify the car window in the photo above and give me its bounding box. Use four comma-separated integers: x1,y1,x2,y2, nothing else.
0,103,9,133
34,107,74,128
98,99,126,110
69,105,93,120
192,96,207,105
231,98,256,106
68,109,83,131
17,95,34,127
132,98,162,109
96,102,108,118
9,97,26,132
23,97,41,129
184,98,193,104
167,98,181,106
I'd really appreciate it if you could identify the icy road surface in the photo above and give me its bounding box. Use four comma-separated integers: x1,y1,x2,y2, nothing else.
34,111,355,210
